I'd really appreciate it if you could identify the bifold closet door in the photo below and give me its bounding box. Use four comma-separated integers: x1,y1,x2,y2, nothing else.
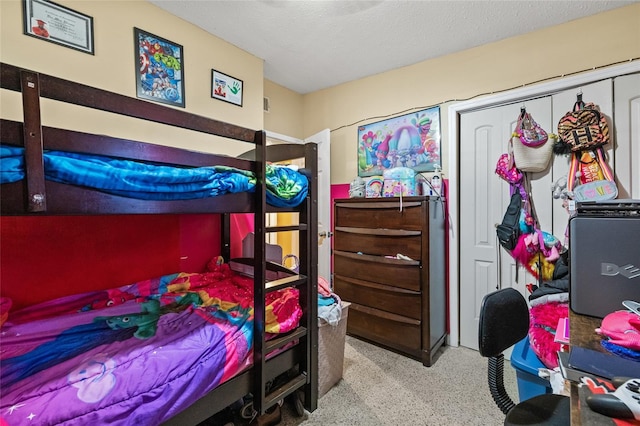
458,79,615,350
459,97,552,350
613,73,640,199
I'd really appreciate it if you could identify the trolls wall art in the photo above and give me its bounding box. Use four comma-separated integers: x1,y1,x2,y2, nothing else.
357,106,441,177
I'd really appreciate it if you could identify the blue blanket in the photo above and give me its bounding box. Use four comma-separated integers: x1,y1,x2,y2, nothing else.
0,145,307,207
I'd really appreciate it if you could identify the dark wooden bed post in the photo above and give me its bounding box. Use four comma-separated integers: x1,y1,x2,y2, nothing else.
300,142,319,412
20,70,47,212
252,129,268,414
221,213,231,261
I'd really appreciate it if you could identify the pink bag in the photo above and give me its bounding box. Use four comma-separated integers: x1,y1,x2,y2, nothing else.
495,140,523,185
516,111,548,147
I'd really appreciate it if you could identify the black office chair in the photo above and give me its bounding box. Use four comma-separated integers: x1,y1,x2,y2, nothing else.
478,288,570,425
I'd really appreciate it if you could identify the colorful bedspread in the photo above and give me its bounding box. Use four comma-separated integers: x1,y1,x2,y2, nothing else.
0,145,308,207
0,264,302,425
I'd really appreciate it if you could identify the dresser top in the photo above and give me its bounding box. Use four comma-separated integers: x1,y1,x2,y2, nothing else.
335,196,439,203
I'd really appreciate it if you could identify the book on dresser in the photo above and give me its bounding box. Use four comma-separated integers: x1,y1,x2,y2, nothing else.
332,196,446,367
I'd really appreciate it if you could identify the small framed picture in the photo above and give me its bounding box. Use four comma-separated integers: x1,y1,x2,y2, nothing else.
23,0,94,55
211,69,243,107
134,27,185,108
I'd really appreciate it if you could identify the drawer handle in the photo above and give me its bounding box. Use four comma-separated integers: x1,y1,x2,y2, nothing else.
336,201,422,209
350,303,421,326
334,250,420,265
335,226,420,237
335,274,420,295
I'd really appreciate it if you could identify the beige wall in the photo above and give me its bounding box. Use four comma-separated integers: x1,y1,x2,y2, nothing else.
300,4,640,184
0,0,264,156
264,79,304,139
2,2,638,167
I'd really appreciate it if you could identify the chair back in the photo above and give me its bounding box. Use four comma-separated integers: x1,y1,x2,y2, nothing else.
478,287,530,357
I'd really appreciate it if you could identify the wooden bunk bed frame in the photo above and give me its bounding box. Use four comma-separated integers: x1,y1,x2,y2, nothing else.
0,62,318,424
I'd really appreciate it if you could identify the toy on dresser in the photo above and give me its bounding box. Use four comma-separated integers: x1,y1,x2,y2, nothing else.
349,176,365,198
365,176,383,198
382,167,416,197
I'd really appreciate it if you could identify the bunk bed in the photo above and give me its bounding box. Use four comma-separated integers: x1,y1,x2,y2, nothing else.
0,62,318,425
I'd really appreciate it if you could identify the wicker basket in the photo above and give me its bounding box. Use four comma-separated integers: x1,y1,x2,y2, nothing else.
318,301,350,397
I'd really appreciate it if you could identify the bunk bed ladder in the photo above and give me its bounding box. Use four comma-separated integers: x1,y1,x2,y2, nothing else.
219,141,318,416
255,142,319,415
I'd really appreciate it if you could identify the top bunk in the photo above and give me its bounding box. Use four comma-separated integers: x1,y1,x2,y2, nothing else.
0,62,316,216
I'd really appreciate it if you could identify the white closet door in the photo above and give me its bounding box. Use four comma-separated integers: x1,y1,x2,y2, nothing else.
613,73,640,199
458,80,614,350
459,106,503,351
459,97,552,350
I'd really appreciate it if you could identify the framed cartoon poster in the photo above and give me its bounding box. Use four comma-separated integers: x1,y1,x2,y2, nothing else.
357,106,441,177
134,28,185,108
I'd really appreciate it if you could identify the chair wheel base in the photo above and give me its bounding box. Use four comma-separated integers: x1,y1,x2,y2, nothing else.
504,394,570,426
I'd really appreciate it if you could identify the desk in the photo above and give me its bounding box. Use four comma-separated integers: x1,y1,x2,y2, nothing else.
568,311,608,425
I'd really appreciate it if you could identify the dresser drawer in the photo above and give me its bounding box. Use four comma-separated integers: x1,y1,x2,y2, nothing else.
334,227,421,258
334,275,421,320
347,303,421,355
334,250,421,292
335,200,425,230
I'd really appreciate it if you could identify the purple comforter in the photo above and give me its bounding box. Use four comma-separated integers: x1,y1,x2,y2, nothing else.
0,265,301,425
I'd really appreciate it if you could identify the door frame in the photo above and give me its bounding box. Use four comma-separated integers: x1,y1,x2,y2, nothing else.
446,61,640,347
265,129,331,282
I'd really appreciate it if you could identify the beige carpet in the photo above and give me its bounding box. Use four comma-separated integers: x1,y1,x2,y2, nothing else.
279,336,520,426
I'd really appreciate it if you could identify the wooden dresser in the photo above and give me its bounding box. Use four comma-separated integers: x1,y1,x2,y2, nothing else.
333,196,446,366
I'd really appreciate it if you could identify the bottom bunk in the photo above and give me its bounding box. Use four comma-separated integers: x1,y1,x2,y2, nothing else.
0,260,306,426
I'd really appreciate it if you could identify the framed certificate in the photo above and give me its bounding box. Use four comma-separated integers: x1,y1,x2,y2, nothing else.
23,0,94,54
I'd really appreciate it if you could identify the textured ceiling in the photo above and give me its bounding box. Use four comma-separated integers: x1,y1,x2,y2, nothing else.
149,0,637,94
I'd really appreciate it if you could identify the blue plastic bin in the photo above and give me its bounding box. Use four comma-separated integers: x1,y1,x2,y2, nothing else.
509,337,552,402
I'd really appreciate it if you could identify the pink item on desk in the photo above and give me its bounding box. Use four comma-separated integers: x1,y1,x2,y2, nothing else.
554,317,570,345
596,310,640,351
